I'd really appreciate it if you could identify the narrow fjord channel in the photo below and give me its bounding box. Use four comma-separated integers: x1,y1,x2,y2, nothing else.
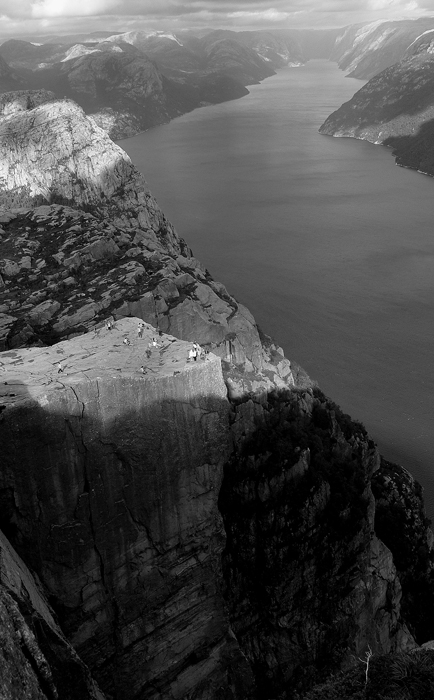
120,59,434,518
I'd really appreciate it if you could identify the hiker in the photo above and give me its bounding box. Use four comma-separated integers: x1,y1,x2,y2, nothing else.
57,362,64,374
192,342,201,361
123,336,131,346
105,320,113,331
187,347,195,363
140,365,146,374
146,348,152,359
137,322,144,339
151,337,158,348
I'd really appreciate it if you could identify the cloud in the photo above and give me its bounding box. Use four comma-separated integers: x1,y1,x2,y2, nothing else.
0,0,431,39
31,0,119,18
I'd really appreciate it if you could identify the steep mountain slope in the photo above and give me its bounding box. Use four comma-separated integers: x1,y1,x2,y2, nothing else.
1,90,434,699
0,90,293,394
330,17,434,79
319,38,434,175
0,54,23,92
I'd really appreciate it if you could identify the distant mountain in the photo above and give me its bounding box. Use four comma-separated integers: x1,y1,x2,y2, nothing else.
0,38,67,69
0,53,24,91
0,38,252,138
100,28,293,81
330,17,434,79
319,34,434,175
0,30,291,137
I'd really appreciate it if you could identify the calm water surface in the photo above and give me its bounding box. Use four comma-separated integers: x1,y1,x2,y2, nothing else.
120,60,434,517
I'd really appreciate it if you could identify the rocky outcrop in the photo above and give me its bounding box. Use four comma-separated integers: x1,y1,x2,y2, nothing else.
0,320,422,699
0,94,294,394
0,95,183,251
0,318,253,699
0,529,105,700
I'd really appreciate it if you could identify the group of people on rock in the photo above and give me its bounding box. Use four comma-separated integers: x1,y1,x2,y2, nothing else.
53,319,211,378
187,342,208,363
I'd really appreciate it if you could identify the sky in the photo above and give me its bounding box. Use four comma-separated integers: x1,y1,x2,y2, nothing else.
1,0,434,41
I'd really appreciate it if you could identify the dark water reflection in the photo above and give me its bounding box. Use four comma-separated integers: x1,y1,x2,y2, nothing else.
120,60,434,518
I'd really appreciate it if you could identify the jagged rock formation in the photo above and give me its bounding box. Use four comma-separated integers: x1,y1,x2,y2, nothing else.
0,529,105,700
0,92,293,395
319,38,434,176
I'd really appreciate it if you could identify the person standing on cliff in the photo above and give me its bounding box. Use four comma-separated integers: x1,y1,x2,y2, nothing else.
137,322,144,339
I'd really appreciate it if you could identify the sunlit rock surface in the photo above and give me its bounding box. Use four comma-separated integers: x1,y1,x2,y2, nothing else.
0,94,294,392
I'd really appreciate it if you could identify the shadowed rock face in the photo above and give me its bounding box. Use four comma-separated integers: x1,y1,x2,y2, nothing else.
0,319,422,699
0,319,251,699
0,529,105,700
220,389,417,697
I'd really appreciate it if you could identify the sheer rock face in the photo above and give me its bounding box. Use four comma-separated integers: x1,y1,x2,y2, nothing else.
0,323,418,700
0,318,253,699
220,390,416,697
0,530,105,700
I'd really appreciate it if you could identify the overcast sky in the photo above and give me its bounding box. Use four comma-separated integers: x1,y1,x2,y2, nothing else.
1,0,433,41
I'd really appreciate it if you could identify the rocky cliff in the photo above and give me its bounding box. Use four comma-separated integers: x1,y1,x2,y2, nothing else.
0,526,106,700
319,39,434,176
1,90,434,699
0,319,250,699
0,91,294,396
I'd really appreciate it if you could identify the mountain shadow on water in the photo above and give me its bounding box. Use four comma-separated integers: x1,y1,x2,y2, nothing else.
383,117,434,176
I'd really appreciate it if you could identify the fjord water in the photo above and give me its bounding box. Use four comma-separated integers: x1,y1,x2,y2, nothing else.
120,59,434,517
